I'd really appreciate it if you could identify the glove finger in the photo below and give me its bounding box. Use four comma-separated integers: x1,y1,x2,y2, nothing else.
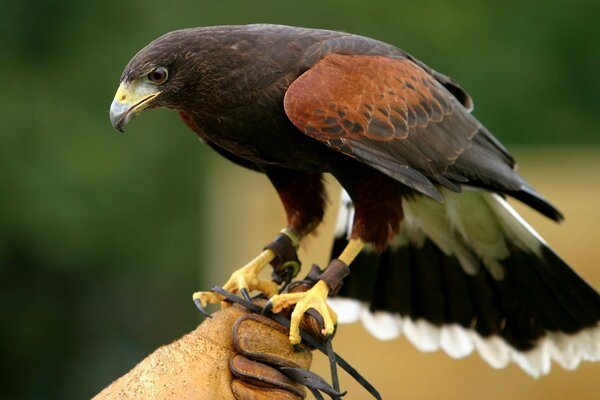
231,380,303,400
230,355,305,398
232,314,312,369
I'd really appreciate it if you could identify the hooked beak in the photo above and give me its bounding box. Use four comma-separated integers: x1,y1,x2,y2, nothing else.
110,81,160,132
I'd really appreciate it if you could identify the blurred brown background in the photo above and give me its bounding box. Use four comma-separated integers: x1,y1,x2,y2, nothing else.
1,0,599,398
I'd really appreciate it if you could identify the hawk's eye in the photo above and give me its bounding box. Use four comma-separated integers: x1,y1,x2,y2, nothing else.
147,67,168,84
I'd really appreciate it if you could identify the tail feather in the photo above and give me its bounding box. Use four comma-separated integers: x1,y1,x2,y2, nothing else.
330,188,600,377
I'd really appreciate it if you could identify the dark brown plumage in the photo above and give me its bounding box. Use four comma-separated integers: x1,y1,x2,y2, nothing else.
112,24,558,246
110,24,600,376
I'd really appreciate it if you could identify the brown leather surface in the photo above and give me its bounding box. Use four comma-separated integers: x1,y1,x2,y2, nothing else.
231,380,303,400
319,259,350,296
232,314,312,369
230,355,305,397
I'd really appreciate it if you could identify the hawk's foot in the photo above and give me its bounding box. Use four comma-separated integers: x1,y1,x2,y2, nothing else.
193,249,279,313
269,280,337,344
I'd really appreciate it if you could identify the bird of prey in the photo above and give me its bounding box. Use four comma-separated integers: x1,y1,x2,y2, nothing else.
110,24,600,377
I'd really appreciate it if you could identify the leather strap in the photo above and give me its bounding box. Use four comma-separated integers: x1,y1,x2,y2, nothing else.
230,355,306,399
288,260,349,297
318,259,350,296
264,231,301,284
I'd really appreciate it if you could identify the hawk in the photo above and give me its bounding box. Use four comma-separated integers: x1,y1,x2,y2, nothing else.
110,24,600,377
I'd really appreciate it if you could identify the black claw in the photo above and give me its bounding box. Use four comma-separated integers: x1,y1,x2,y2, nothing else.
262,300,274,315
193,298,213,318
240,288,251,302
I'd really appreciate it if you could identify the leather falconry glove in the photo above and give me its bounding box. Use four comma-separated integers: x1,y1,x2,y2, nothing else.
93,303,314,400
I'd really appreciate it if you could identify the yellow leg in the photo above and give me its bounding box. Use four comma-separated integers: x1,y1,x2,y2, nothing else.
270,238,366,344
192,249,279,308
338,238,365,265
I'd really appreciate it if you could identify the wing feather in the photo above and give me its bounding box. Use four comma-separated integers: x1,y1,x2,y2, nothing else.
284,54,522,197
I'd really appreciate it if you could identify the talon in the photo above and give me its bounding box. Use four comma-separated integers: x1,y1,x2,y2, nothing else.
262,300,274,315
240,288,251,302
193,297,213,318
193,290,223,305
192,290,223,315
270,280,337,344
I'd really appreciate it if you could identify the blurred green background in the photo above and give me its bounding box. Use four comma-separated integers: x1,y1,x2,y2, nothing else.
1,0,598,399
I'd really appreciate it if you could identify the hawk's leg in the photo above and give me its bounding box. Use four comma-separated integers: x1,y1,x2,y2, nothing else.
269,238,365,344
193,169,326,312
270,169,404,343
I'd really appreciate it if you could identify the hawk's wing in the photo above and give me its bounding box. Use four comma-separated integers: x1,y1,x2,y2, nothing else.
284,54,519,201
